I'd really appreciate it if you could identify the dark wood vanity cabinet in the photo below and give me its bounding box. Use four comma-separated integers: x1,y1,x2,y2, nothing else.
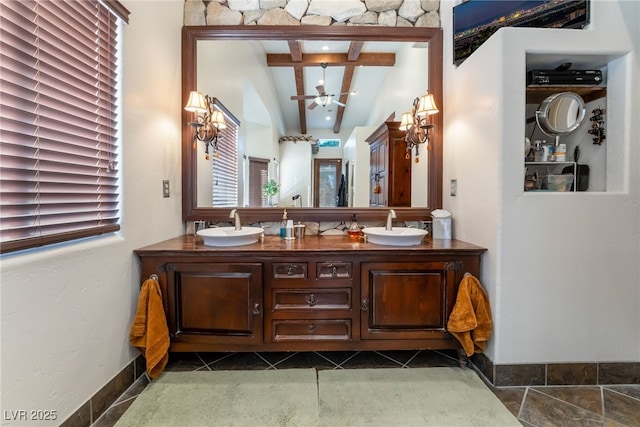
164,262,263,349
366,121,411,207
361,261,457,341
135,236,485,353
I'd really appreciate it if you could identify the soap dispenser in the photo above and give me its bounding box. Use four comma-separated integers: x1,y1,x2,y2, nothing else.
280,209,288,238
347,214,362,240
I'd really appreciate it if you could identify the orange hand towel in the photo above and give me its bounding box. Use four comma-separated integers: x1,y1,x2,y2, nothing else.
447,274,493,357
129,278,169,379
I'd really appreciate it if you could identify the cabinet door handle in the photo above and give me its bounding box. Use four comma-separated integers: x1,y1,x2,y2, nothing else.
308,324,317,333
252,303,261,315
361,299,369,311
305,294,316,306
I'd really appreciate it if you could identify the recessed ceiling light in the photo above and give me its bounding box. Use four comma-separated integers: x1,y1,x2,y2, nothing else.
325,116,331,121
322,45,329,51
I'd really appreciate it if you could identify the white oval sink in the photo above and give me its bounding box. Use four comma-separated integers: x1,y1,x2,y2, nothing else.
362,227,427,246
197,227,263,247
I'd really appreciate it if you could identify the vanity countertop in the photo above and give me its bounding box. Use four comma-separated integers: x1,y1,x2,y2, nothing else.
135,234,486,256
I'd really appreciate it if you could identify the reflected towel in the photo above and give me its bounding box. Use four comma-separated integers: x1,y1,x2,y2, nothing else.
129,278,169,379
447,274,493,357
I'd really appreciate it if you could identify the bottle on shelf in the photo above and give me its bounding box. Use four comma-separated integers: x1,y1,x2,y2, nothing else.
347,214,363,240
280,209,288,238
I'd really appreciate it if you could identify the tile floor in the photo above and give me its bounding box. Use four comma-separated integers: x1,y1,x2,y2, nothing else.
94,350,640,427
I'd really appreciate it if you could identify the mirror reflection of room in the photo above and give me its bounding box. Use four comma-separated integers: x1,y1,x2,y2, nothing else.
194,39,430,209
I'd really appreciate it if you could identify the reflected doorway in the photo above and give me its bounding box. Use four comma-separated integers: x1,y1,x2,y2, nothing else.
313,158,342,208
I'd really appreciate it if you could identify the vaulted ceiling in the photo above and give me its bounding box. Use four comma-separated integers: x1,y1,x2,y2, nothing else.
261,40,422,135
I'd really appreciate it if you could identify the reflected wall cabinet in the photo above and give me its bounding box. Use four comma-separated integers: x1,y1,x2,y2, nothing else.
366,121,411,207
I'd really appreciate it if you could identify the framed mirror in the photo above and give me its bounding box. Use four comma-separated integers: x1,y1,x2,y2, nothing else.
536,91,586,136
182,26,443,223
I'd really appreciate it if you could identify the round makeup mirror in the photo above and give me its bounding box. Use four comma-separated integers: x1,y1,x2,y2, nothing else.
536,91,586,136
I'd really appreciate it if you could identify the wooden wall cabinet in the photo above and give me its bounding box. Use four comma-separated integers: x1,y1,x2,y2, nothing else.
135,235,485,354
366,121,411,207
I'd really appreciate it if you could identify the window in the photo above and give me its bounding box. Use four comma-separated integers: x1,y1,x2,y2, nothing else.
0,0,128,254
209,100,239,207
317,139,341,148
248,157,269,207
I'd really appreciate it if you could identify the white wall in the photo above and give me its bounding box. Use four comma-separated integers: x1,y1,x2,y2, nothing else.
0,1,185,423
442,0,640,364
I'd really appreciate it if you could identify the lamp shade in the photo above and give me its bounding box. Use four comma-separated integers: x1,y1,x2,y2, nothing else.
416,94,439,117
210,109,227,129
399,112,414,131
184,91,207,113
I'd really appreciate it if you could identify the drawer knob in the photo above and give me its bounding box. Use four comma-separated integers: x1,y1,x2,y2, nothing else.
252,303,261,315
332,266,337,277
287,265,294,275
308,324,317,333
306,294,317,306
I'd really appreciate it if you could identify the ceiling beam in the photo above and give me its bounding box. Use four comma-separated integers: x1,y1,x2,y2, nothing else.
333,65,355,134
267,52,395,67
347,41,364,61
293,66,307,134
287,40,302,62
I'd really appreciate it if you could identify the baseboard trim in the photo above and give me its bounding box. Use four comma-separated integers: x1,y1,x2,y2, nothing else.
60,355,145,427
471,353,640,387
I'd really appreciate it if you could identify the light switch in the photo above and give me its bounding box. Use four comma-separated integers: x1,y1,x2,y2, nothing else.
450,179,457,196
162,180,170,198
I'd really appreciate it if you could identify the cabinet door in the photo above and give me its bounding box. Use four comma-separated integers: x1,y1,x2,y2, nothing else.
361,261,456,340
166,263,262,345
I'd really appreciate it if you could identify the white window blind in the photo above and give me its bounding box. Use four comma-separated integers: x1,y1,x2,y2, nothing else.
210,100,239,207
0,0,128,254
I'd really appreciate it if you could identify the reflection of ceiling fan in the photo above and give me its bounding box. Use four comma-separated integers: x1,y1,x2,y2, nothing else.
290,63,349,110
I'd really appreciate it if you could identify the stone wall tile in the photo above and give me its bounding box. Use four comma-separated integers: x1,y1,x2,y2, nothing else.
365,0,403,13
260,0,287,10
308,0,367,23
244,9,266,24
399,0,425,23
284,0,309,20
258,8,301,25
228,0,260,12
301,15,332,26
421,0,439,12
184,0,206,26
378,10,397,26
206,2,243,25
349,11,378,25
415,11,439,27
396,16,413,27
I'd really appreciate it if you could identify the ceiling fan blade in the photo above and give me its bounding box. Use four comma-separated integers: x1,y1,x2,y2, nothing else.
332,99,346,107
315,85,326,95
308,101,318,110
291,95,317,100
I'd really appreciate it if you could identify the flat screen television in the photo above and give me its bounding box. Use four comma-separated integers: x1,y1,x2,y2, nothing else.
453,0,590,65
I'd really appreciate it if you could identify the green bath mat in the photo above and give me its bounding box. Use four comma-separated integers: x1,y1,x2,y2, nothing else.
318,367,520,427
114,369,319,427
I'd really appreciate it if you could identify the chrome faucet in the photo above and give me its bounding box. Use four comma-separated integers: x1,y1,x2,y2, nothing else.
385,209,396,231
229,209,241,230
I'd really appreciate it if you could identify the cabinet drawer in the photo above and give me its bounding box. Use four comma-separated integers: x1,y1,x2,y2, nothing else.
317,262,352,279
272,288,351,311
272,263,307,279
272,319,351,342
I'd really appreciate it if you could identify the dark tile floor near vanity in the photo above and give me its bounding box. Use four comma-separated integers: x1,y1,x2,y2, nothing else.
92,350,640,427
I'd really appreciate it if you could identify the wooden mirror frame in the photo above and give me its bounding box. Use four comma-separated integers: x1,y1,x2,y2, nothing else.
182,25,443,223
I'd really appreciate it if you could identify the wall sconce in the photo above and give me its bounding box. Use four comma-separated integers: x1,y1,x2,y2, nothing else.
399,93,439,163
184,91,226,160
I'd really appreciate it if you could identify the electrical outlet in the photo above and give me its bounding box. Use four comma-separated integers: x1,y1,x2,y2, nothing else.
450,179,457,196
162,180,170,198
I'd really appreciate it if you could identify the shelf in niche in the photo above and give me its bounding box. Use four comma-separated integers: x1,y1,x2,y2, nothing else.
526,85,606,104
